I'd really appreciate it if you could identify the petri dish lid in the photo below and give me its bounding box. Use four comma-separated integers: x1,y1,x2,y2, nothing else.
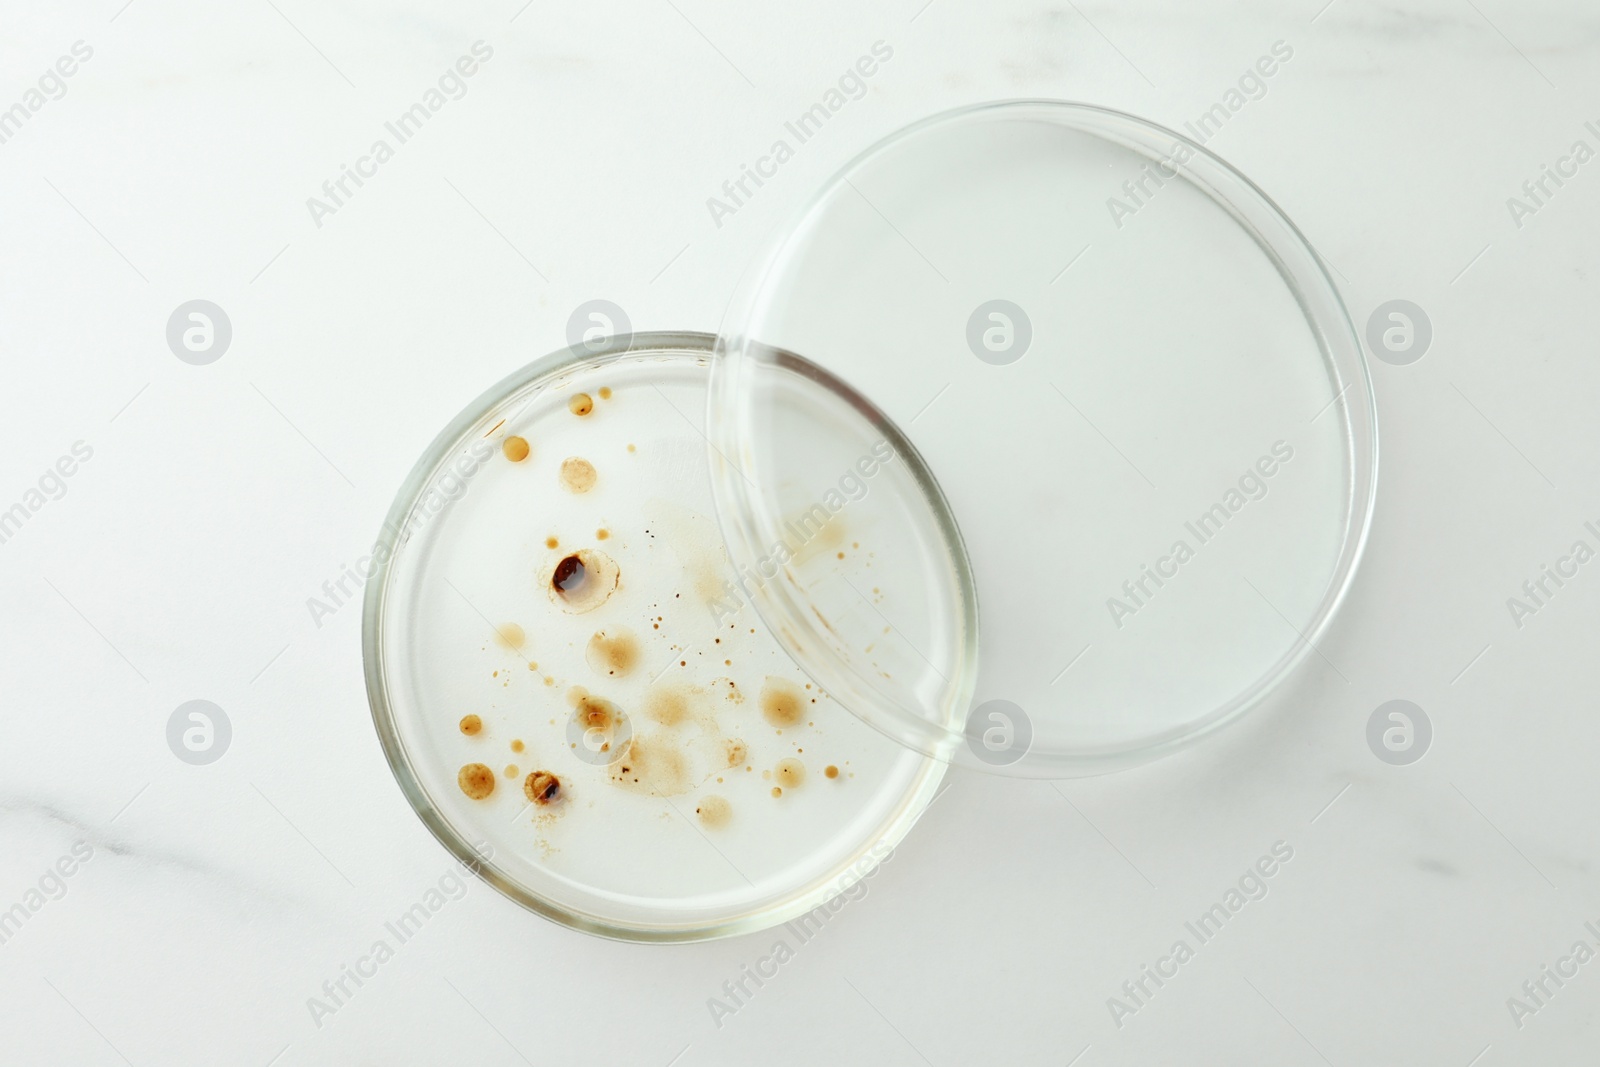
708,101,1377,777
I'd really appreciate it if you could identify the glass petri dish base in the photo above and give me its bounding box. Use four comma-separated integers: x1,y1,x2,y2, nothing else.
364,333,944,942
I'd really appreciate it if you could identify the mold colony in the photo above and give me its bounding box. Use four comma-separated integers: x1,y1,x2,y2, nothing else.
760,678,809,729
455,386,850,846
695,795,731,827
545,548,619,614
502,435,530,463
457,763,495,799
524,770,561,805
585,628,639,677
559,457,597,494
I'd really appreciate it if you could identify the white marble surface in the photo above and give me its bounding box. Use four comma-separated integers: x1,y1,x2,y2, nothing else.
2,0,1599,1063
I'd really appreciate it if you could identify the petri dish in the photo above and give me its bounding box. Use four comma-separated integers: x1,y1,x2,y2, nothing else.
364,103,1378,938
363,333,943,942
709,101,1377,777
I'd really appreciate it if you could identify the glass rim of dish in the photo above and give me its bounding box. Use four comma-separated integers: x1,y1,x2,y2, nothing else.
361,331,947,943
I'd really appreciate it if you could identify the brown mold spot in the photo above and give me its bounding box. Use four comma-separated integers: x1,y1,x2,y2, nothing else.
609,735,691,796
724,738,748,767
504,764,519,778
644,682,701,728
598,386,613,400
586,628,640,677
502,436,530,462
495,622,525,650
560,456,598,493
567,689,627,758
569,393,594,416
459,714,483,736
545,548,619,614
570,691,621,735
696,795,731,828
825,764,839,779
545,536,559,549
760,678,806,729
524,770,562,805
510,739,525,753
458,763,495,799
792,511,847,564
775,759,806,789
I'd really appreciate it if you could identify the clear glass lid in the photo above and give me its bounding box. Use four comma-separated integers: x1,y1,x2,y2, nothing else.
708,101,1377,777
